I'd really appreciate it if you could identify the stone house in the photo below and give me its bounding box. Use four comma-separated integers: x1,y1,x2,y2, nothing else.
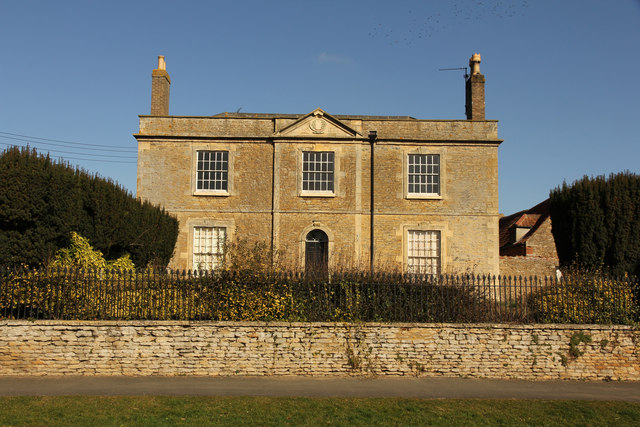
135,54,502,274
499,199,560,277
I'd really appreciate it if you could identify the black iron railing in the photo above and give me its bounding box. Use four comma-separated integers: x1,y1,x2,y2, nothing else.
1,267,638,324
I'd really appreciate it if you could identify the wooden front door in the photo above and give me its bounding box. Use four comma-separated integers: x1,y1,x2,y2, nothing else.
305,229,328,276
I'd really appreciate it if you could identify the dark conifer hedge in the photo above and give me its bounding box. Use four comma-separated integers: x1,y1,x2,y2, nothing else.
549,172,640,275
0,146,178,267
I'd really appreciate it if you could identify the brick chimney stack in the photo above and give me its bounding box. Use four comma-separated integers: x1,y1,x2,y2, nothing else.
465,53,485,120
151,55,170,115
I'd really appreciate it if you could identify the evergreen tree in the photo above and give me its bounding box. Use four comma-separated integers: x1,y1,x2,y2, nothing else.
0,146,178,267
550,172,640,275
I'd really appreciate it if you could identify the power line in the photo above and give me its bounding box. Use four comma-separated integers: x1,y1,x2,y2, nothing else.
51,156,137,164
0,134,137,153
0,131,137,151
0,143,137,164
0,142,136,159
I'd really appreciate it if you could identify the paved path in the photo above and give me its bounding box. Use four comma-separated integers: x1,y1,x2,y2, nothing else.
1,377,639,401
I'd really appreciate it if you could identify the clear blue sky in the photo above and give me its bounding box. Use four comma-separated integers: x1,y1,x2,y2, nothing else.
1,0,639,214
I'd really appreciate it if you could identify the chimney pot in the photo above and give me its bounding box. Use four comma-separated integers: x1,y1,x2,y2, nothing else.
158,55,166,71
469,53,481,74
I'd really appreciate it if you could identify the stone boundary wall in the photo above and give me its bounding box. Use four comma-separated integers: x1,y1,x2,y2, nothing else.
1,321,638,380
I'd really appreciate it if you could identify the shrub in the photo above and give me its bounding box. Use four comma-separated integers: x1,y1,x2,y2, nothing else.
549,172,640,276
3,266,636,324
527,268,638,324
50,232,135,271
201,270,302,321
220,238,280,273
0,146,178,267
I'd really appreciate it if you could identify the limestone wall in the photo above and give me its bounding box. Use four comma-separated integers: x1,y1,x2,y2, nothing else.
2,321,638,380
500,256,559,279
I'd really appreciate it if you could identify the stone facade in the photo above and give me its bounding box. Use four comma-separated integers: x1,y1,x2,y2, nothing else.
136,55,501,274
2,321,638,380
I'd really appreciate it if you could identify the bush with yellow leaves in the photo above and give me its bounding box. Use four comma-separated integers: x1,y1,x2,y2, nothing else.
527,266,638,324
0,232,137,319
50,232,135,271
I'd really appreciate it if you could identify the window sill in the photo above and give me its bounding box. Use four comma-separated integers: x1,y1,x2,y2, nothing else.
406,194,443,200
300,191,336,198
193,191,230,197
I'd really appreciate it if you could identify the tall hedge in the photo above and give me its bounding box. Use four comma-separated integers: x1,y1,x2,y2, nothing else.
549,172,640,275
0,146,178,267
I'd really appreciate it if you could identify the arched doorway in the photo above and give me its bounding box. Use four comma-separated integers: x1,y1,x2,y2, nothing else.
305,229,328,276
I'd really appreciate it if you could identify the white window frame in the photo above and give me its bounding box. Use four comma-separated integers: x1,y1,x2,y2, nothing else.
406,153,442,199
300,151,335,197
406,230,441,275
194,150,229,196
192,226,226,271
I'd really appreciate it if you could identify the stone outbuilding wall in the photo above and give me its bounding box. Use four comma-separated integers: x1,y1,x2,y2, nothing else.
1,321,638,380
499,255,559,279
500,203,560,278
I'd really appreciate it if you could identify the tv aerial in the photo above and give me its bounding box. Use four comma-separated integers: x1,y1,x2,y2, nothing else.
439,66,469,79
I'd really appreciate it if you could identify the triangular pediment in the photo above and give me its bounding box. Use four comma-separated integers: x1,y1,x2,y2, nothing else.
276,108,361,138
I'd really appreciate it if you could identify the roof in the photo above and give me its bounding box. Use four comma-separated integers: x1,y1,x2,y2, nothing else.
499,199,551,253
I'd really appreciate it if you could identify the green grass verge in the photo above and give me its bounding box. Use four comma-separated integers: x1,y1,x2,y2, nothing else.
1,396,639,426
